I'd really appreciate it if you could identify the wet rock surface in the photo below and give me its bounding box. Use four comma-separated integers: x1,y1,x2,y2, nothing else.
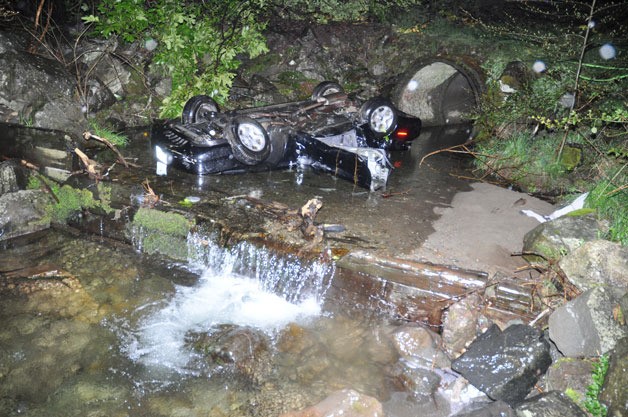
392,324,451,369
451,400,516,417
548,287,628,357
451,324,552,406
514,391,588,417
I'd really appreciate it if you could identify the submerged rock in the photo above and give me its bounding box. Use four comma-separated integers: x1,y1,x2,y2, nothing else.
548,287,628,357
388,361,441,403
186,324,272,385
514,391,587,417
392,324,451,370
279,389,383,417
451,324,551,406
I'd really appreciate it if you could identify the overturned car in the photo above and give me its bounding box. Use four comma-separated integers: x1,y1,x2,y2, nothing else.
152,82,421,190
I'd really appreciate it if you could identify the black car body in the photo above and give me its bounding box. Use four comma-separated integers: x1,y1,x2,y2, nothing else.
152,82,421,190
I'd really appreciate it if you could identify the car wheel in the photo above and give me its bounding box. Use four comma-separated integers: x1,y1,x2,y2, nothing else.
311,81,344,100
226,116,271,165
264,126,290,167
182,95,219,123
360,98,398,137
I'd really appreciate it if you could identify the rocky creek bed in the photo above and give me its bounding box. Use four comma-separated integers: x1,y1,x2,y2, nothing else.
1,20,627,417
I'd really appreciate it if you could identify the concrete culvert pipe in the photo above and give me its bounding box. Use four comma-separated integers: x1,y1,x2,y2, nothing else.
391,57,485,127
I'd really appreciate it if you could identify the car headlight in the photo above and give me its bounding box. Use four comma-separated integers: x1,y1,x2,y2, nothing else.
155,145,173,165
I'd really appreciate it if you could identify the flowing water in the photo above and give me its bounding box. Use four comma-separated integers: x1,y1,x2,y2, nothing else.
0,229,404,417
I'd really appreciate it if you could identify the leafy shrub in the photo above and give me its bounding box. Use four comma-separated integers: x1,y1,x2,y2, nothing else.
84,0,268,118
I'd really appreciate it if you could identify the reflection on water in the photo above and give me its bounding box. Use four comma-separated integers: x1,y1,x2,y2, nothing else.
0,230,399,416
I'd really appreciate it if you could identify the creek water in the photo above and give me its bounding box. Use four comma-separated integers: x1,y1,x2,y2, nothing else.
1,123,476,416
0,229,404,416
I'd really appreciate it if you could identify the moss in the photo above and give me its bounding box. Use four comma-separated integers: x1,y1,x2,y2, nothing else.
26,174,116,224
132,207,193,237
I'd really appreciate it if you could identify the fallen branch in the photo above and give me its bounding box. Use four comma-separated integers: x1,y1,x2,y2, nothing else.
83,131,129,168
74,148,101,180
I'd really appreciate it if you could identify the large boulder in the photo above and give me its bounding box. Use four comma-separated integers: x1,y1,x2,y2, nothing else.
559,240,628,295
522,214,609,263
0,31,86,134
548,287,628,357
451,324,552,406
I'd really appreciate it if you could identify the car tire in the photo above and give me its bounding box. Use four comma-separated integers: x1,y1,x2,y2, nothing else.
264,126,290,167
311,81,344,100
182,95,219,123
360,98,398,137
226,116,271,165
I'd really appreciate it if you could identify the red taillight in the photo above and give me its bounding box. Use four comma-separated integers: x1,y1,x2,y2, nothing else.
395,128,409,139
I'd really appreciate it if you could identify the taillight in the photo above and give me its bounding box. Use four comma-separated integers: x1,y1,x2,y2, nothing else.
395,128,409,140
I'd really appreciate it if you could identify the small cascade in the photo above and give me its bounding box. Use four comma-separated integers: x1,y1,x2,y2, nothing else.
186,231,335,304
121,230,336,378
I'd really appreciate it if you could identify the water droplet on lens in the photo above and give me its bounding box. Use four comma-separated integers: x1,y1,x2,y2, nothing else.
532,61,546,73
599,43,616,60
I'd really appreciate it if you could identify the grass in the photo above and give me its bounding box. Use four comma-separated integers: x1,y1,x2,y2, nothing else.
89,120,129,148
583,355,609,417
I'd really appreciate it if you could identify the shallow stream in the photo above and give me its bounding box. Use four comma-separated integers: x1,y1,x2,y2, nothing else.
0,228,410,416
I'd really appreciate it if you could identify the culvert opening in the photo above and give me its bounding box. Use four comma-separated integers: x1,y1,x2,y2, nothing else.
391,57,485,127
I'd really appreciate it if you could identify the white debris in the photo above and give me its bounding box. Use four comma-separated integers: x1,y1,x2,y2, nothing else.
521,192,589,223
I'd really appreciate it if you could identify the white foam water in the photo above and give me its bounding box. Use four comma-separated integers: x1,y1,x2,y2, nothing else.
125,267,321,374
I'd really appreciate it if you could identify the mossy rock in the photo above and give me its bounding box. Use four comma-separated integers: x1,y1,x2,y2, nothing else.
129,207,194,260
522,214,609,264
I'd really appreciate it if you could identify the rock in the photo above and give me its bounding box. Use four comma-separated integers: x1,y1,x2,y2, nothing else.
388,361,441,403
451,324,552,406
600,336,628,417
548,287,628,357
451,400,516,417
279,389,383,417
76,39,132,98
559,240,628,295
0,160,30,196
0,33,87,133
0,189,51,241
522,214,609,263
185,324,272,385
392,324,451,369
544,358,594,404
442,294,487,358
514,391,588,417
